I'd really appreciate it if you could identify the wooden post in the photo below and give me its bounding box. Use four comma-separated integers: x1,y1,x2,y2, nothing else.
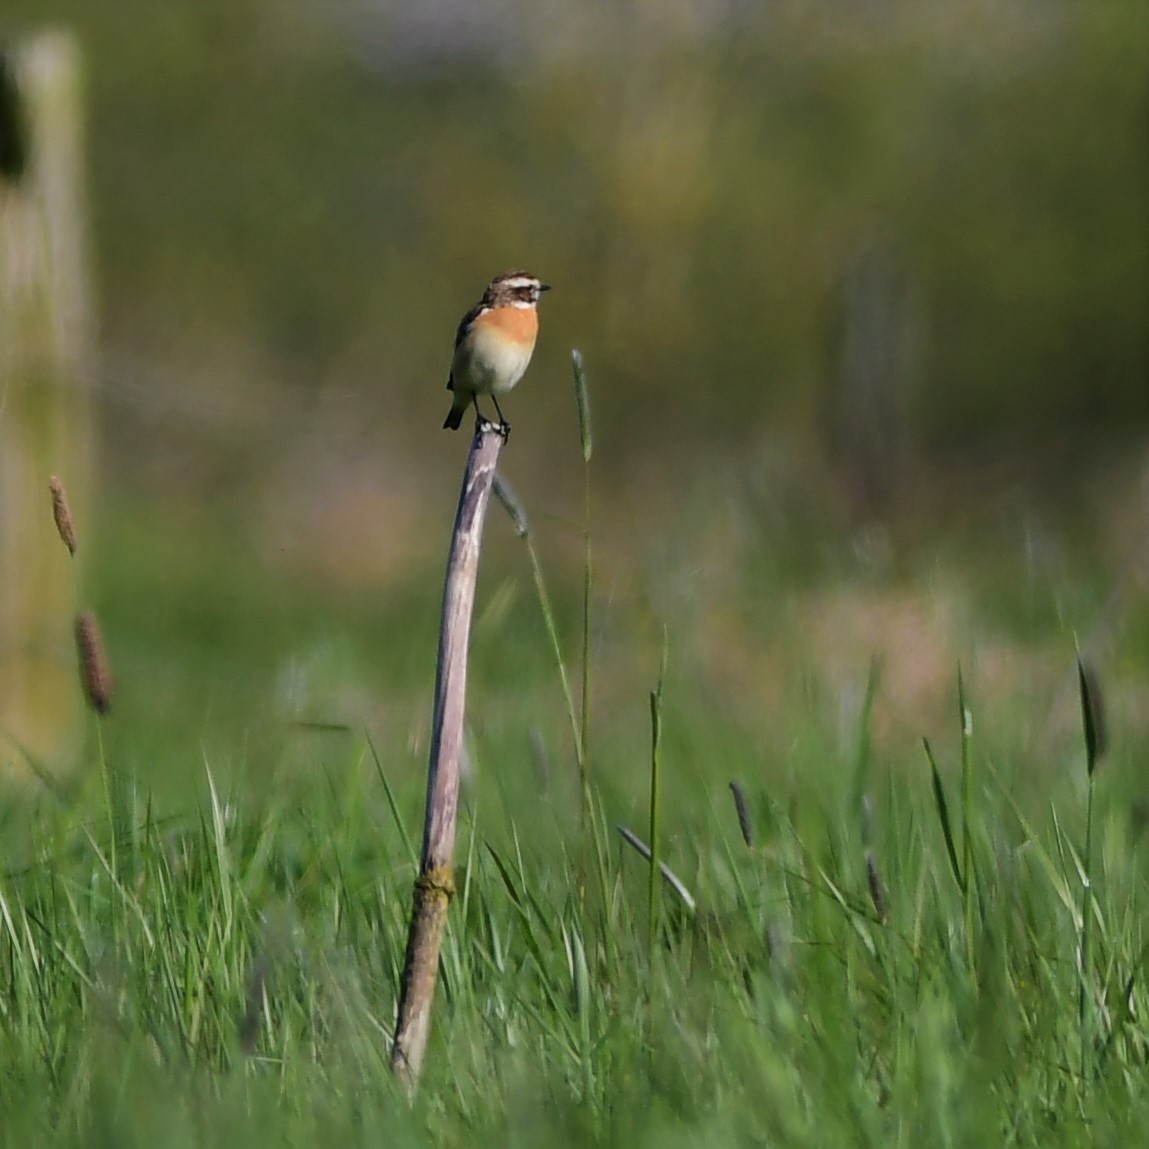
0,32,93,775
391,424,505,1092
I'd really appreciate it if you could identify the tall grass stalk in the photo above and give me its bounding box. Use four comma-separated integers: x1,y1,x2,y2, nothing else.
492,356,611,924
511,506,610,921
1076,656,1105,1084
848,658,880,815
492,475,582,768
646,634,667,970
97,719,115,881
572,349,594,836
493,352,604,890
958,668,975,972
52,479,116,860
923,671,978,972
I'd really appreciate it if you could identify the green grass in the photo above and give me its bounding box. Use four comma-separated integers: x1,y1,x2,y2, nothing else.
2,591,1148,1146
5,405,1149,1145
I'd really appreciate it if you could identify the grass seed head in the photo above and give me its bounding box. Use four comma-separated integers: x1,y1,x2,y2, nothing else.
729,780,753,847
1076,657,1106,776
492,473,530,538
75,611,112,714
866,849,888,924
49,475,77,556
571,349,592,463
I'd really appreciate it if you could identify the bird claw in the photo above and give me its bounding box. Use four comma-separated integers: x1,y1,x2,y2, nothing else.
475,416,511,440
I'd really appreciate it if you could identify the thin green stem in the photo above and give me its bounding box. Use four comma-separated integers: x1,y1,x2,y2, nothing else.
647,693,661,971
97,717,115,882
579,469,592,832
1075,652,1104,1088
1079,770,1096,1084
958,669,975,973
647,635,668,972
524,535,582,769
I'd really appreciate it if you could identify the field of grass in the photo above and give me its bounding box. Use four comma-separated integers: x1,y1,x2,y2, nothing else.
3,434,1149,1148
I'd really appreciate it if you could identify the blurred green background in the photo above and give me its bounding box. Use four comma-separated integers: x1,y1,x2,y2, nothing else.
8,0,1144,464
3,0,1148,788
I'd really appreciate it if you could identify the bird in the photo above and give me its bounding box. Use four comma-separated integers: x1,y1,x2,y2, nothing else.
442,271,550,432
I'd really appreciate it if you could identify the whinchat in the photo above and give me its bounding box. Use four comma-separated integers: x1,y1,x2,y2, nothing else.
442,270,550,432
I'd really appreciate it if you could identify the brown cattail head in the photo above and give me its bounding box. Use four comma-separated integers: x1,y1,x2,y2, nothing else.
49,475,77,556
75,611,112,714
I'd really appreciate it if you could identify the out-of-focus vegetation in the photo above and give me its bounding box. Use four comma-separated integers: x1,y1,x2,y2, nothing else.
1,0,1145,795
0,0,1143,786
5,0,1147,508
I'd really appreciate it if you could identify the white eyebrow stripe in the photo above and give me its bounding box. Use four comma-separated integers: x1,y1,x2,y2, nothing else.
498,276,539,291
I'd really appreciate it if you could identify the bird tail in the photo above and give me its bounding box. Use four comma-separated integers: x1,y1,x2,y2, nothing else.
442,401,464,430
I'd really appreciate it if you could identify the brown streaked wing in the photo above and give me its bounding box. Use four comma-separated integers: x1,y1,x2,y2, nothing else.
448,302,489,389
454,302,489,348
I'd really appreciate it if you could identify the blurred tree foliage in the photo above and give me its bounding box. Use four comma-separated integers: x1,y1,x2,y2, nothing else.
4,0,1147,480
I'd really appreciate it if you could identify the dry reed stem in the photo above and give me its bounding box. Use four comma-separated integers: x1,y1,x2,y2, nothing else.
391,424,504,1093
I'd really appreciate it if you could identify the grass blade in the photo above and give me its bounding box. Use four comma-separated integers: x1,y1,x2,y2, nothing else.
924,737,963,893
616,825,696,914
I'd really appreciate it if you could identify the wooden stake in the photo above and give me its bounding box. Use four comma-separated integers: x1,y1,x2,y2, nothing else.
0,32,93,776
391,423,505,1092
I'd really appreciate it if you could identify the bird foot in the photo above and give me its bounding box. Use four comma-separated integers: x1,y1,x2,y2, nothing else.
475,416,511,440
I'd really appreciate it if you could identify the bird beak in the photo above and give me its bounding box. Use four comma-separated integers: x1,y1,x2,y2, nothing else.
539,283,552,292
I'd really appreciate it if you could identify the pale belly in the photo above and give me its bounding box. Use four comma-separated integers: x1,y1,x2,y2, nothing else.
453,326,534,395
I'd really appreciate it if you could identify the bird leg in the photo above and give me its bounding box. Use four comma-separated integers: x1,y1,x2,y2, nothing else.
490,395,511,438
470,395,508,439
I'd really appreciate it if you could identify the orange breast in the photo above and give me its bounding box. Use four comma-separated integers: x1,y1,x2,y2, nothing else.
474,305,538,346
